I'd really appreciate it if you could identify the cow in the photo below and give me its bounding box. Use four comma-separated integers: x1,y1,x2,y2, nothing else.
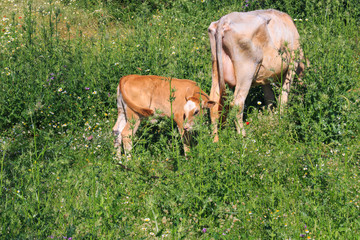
208,9,306,141
112,75,215,157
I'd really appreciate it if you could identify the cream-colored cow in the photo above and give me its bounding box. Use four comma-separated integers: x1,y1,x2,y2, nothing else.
208,9,305,141
112,75,215,156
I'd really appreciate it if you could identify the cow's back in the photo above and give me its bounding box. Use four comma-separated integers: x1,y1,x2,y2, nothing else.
253,9,300,50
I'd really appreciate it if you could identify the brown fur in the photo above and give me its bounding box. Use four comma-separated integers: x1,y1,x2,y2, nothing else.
112,75,215,157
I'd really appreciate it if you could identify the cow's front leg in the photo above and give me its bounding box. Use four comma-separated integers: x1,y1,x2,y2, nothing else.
261,84,275,108
279,69,292,112
279,52,298,112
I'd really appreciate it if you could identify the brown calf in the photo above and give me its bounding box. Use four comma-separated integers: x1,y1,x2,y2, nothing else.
112,75,215,157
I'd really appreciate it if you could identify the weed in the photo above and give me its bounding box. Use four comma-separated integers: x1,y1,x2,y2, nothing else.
0,0,359,238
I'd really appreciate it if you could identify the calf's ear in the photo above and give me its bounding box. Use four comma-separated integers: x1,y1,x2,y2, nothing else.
202,100,216,109
185,87,192,101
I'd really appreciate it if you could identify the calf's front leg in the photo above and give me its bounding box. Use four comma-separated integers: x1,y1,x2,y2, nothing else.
177,125,191,156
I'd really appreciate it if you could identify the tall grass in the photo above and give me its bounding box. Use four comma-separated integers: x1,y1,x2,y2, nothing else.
1,0,359,239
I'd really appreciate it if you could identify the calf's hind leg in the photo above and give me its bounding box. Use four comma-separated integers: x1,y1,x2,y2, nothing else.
121,108,141,157
112,88,128,158
113,113,127,158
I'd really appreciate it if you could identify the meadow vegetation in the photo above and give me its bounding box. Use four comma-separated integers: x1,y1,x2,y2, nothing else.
1,0,359,239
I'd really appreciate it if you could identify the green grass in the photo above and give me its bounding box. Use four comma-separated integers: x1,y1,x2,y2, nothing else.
1,0,359,239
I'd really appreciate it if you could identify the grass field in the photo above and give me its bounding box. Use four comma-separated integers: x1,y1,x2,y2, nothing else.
1,0,360,239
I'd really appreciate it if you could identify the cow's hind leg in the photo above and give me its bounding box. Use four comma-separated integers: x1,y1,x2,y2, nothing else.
209,80,222,143
208,21,222,143
232,76,252,137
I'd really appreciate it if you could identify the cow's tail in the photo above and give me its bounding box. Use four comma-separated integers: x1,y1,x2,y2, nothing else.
120,76,154,117
216,19,226,97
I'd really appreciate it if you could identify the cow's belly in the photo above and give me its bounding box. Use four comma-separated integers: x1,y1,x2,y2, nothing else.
254,55,289,85
222,50,289,87
254,67,285,85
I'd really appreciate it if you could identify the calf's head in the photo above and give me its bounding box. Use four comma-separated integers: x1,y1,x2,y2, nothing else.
183,90,215,131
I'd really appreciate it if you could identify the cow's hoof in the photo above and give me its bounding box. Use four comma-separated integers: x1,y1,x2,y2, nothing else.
242,130,246,138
